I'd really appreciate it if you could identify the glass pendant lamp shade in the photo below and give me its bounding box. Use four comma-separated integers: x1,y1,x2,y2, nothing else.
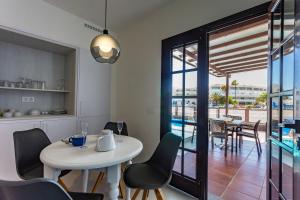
90,0,120,64
90,29,120,64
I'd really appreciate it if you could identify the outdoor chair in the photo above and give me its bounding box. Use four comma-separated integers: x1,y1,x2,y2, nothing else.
0,178,103,200
13,128,70,190
123,133,182,200
236,120,262,156
210,119,233,157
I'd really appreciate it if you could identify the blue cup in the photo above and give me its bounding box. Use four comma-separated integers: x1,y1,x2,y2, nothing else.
69,135,86,147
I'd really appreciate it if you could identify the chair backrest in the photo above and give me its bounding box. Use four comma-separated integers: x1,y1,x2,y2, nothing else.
254,120,261,134
0,178,72,200
104,122,128,136
147,133,182,177
13,128,51,179
210,119,226,134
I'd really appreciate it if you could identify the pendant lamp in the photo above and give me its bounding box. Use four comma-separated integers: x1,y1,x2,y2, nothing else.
90,0,120,64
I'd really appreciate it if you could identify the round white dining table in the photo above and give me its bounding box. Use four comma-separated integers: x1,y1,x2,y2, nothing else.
40,134,143,200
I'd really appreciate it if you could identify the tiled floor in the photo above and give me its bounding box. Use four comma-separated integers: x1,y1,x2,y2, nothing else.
62,170,207,200
62,134,267,200
208,137,267,200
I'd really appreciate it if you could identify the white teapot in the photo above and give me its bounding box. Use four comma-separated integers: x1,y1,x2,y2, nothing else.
95,129,116,152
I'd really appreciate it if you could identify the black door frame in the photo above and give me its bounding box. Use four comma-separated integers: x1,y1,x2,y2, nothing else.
161,2,270,199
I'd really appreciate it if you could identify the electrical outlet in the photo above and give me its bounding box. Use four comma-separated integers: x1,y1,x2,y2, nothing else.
22,96,35,103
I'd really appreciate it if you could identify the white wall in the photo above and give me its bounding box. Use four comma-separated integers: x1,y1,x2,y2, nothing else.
111,0,269,161
0,0,112,179
0,0,98,49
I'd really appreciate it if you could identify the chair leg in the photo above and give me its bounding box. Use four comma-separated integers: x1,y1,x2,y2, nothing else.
231,135,234,153
224,136,228,157
191,126,196,143
132,189,141,200
119,177,126,199
58,178,68,191
254,137,260,156
91,172,105,193
257,136,262,153
211,137,214,149
239,136,242,148
142,190,149,200
235,135,238,152
154,188,166,200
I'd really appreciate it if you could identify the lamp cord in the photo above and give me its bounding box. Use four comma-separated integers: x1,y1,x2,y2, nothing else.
104,0,107,29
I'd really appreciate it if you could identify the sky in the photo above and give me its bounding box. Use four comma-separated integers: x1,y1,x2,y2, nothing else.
172,69,268,90
209,69,267,87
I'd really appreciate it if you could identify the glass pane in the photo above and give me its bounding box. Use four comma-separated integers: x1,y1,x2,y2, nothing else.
282,96,293,122
183,151,196,179
272,3,281,50
271,142,280,189
171,121,183,147
283,0,294,39
282,149,293,200
271,184,279,200
282,96,294,147
185,43,198,70
185,98,197,123
184,124,197,151
172,98,183,122
172,47,183,71
272,51,280,93
271,97,280,139
172,73,183,96
173,149,182,173
282,38,294,91
185,71,197,96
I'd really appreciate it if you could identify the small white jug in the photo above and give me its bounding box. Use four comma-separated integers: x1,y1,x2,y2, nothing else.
95,129,116,152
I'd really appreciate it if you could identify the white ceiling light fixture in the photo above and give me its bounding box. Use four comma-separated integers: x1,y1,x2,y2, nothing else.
90,0,120,64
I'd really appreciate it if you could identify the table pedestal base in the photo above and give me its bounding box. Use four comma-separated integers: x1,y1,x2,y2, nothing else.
105,164,121,200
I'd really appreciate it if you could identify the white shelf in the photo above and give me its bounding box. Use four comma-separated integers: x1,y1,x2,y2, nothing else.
0,114,75,122
0,86,70,93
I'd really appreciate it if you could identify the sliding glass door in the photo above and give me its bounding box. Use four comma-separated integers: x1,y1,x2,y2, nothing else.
161,30,208,198
268,0,300,199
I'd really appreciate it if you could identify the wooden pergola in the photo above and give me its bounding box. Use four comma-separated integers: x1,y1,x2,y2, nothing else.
209,15,268,77
184,15,269,115
210,15,269,114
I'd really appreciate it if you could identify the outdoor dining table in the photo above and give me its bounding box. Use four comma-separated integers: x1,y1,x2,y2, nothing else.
210,117,244,149
40,134,143,200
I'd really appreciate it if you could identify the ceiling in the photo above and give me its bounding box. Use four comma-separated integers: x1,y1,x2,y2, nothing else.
43,0,172,31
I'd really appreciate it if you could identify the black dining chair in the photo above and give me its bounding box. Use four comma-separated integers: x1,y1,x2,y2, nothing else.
0,178,103,200
13,128,70,190
123,133,182,200
91,121,128,197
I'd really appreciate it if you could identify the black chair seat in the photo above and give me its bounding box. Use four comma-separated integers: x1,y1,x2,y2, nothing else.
123,163,170,190
21,163,70,180
69,192,103,200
